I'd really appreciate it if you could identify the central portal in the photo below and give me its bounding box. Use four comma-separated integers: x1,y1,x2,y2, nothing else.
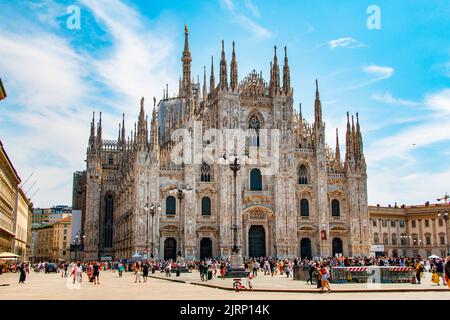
248,225,265,258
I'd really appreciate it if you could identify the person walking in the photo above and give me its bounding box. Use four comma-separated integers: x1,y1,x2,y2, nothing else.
252,259,260,277
134,261,142,283
220,262,226,280
18,263,27,284
143,262,149,283
320,264,331,293
165,261,172,277
118,262,124,278
87,262,93,283
444,256,450,289
92,262,100,285
316,263,322,289
414,260,424,284
306,262,315,285
72,263,83,285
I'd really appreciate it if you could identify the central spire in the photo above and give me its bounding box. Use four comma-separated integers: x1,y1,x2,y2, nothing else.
181,24,192,94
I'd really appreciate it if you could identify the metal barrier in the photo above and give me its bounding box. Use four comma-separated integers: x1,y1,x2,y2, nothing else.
331,266,414,284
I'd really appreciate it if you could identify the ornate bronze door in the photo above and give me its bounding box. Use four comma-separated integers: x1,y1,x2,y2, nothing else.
249,225,265,258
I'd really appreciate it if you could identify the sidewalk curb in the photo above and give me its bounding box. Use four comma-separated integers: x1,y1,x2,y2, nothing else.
148,275,187,284
146,275,450,294
190,282,450,293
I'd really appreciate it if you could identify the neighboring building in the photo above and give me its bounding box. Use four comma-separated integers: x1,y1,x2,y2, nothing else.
31,209,50,225
31,216,72,262
80,26,369,261
0,78,6,101
0,140,20,253
12,188,33,261
369,202,450,258
32,205,71,225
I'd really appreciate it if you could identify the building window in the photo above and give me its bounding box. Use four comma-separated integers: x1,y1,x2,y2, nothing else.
166,196,176,215
248,114,261,147
331,199,340,217
382,220,387,228
412,235,418,246
411,220,416,228
392,233,397,245
439,219,443,227
250,168,262,191
63,229,67,234
391,220,396,228
426,236,431,246
298,165,308,185
201,197,211,216
373,233,379,244
383,233,389,245
200,162,211,182
103,194,114,248
372,219,377,227
62,250,66,256
399,220,405,228
108,155,113,165
425,219,430,227
440,236,445,245
300,199,309,217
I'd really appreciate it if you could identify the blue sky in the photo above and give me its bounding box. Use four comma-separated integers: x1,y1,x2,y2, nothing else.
0,0,449,207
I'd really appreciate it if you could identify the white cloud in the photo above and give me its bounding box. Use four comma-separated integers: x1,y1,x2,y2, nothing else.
363,65,394,80
81,0,177,111
220,0,272,39
425,88,450,114
327,37,366,50
244,0,260,17
366,89,450,164
372,92,421,107
0,0,176,207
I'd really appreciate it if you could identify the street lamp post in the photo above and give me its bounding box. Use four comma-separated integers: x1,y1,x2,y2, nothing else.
149,203,162,259
230,154,241,255
225,153,248,277
144,203,150,259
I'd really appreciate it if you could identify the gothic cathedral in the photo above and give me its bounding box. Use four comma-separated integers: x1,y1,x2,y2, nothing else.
82,26,370,261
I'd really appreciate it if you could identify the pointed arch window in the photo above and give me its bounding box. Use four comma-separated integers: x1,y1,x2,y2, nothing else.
201,162,211,182
103,194,114,248
166,196,176,215
250,168,263,191
248,114,261,147
201,197,211,216
373,233,379,244
298,165,308,184
300,198,309,217
331,199,340,217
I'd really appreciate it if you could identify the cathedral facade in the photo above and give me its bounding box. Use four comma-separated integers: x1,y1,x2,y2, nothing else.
82,26,370,261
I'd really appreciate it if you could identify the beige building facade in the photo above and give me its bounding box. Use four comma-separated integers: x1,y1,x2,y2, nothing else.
0,140,20,254
12,188,33,260
31,216,72,262
369,203,450,258
81,27,369,261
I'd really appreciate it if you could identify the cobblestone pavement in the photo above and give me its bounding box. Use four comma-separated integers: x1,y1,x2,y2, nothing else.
0,270,449,300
